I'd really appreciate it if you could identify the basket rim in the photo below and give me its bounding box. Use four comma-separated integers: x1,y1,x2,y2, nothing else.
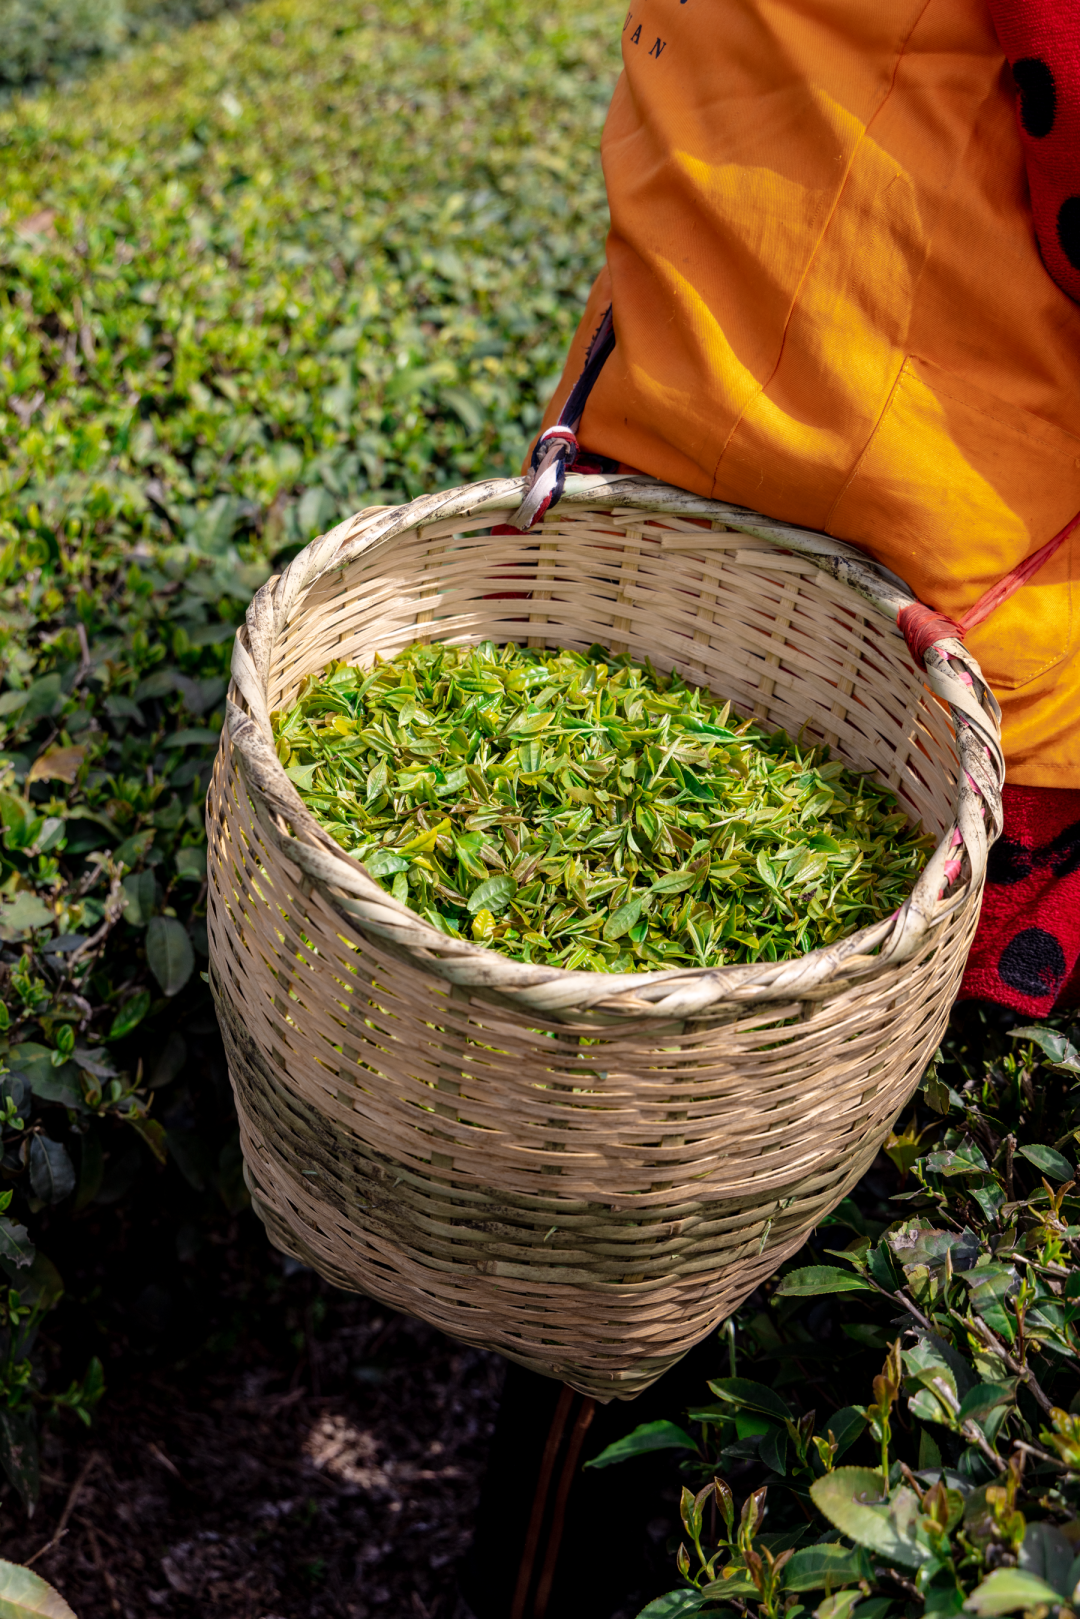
219,472,1004,1020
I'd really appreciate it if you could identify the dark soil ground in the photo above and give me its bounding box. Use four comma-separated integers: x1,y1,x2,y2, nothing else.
0,1233,504,1618
0,1007,926,1619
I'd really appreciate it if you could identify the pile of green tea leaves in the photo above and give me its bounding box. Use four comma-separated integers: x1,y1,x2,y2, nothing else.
273,640,933,972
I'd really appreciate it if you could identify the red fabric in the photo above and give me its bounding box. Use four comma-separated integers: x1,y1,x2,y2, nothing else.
897,512,1080,664
987,0,1080,302
512,449,1080,1014
958,508,1080,629
961,783,1080,1012
897,603,965,665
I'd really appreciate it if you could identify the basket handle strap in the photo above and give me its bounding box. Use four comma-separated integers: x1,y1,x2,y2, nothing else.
899,507,1080,666
508,304,616,530
509,299,1078,658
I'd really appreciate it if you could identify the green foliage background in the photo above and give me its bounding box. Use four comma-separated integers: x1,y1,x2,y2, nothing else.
8,14,1079,1619
0,0,253,87
608,1021,1080,1619
0,0,615,1505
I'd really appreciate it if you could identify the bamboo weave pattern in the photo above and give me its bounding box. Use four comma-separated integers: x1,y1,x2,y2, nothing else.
207,474,1003,1397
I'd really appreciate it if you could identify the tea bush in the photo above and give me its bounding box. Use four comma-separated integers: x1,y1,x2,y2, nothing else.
0,0,250,88
599,1015,1080,1619
0,0,616,1504
6,11,1078,1614
0,0,125,87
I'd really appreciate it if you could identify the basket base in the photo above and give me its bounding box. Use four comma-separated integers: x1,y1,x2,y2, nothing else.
217,977,909,1400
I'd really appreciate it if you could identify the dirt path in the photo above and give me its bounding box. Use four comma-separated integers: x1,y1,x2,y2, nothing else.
1,1272,501,1619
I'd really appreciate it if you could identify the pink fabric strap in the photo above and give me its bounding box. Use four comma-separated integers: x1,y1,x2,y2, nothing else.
899,508,1080,666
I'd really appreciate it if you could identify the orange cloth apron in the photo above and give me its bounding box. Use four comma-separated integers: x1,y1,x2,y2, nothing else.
545,0,1080,787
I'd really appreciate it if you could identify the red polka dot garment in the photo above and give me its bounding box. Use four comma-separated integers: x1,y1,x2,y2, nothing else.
961,785,1080,1014
943,3,1080,1013
987,0,1080,301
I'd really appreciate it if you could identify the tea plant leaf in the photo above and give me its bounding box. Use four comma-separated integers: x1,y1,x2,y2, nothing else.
0,1414,40,1514
276,643,930,972
27,1065,83,1111
964,1569,1064,1615
824,1406,868,1459
0,1219,35,1271
0,1560,78,1618
774,1265,874,1297
603,896,644,942
364,849,411,879
634,1593,713,1618
1017,1522,1075,1596
121,871,158,928
107,991,151,1042
782,1544,869,1592
0,895,53,943
705,1378,794,1424
6,1046,57,1091
145,917,195,997
1009,1026,1080,1074
28,1137,75,1206
285,763,319,791
924,1140,990,1177
956,1382,1016,1424
466,875,516,915
583,1420,698,1470
760,1422,789,1475
1018,1143,1074,1182
174,846,208,883
809,1470,926,1569
815,1593,864,1619
26,746,85,786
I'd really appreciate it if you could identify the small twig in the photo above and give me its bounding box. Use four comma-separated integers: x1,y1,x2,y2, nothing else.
881,1285,934,1334
26,1449,99,1567
55,1451,98,1537
10,391,45,429
997,1251,1069,1281
74,623,93,690
82,1517,121,1615
147,1442,186,1485
73,860,107,901
67,876,126,967
961,1420,1008,1474
1013,1439,1065,1468
24,1530,66,1568
957,1312,1055,1416
877,1566,921,1601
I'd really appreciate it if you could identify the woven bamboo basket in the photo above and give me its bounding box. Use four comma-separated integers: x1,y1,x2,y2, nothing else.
207,472,1003,1399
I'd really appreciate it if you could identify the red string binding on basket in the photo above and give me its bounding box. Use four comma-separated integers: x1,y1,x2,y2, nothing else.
898,507,1080,666
509,305,616,530
897,604,965,667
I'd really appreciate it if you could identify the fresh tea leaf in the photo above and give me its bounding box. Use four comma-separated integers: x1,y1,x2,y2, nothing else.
0,1560,77,1618
1018,1143,1075,1182
28,1137,75,1205
964,1569,1064,1616
146,917,195,997
584,1420,698,1469
276,643,930,974
774,1265,873,1298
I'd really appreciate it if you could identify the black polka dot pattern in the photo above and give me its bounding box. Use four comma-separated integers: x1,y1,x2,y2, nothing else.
998,926,1067,999
986,818,1080,885
986,837,1031,885
1013,56,1057,137
1058,196,1080,271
